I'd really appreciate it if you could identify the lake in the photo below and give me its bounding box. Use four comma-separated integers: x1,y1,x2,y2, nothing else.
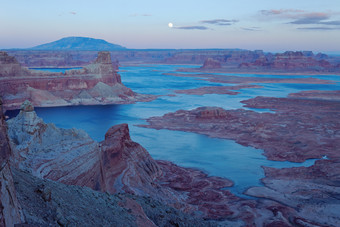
9,65,339,197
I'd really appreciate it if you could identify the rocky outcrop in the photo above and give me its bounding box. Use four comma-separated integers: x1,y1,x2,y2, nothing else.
200,58,221,69
100,123,169,200
7,100,104,190
0,98,24,226
0,51,155,111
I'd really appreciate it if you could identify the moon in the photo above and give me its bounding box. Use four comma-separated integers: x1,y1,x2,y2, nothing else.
168,22,173,28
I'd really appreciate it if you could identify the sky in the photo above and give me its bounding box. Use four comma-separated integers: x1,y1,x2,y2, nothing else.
1,0,340,52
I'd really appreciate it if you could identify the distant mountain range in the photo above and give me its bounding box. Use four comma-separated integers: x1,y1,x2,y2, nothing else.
30,37,126,51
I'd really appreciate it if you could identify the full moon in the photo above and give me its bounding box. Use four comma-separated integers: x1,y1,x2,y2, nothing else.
168,22,173,28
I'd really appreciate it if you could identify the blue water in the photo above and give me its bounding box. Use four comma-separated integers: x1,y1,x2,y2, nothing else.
30,67,82,73
7,64,339,197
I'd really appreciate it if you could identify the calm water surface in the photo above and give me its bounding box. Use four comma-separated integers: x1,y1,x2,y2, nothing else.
9,65,339,197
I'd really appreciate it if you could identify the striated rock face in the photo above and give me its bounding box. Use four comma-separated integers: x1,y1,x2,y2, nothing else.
0,51,155,111
201,58,221,69
0,97,24,226
100,123,161,195
7,100,104,190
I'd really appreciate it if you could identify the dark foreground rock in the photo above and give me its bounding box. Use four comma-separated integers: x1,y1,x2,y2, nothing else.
12,168,220,227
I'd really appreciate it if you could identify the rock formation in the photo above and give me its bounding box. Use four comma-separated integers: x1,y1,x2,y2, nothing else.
200,58,221,69
7,100,104,190
0,51,155,111
0,97,24,226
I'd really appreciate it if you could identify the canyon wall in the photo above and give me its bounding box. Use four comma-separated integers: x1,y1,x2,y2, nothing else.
0,98,24,226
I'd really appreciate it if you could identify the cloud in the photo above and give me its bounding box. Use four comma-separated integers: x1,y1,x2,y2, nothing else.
175,26,209,30
259,9,340,30
260,9,305,17
201,19,238,26
241,27,262,31
70,12,77,15
297,26,340,30
289,13,329,24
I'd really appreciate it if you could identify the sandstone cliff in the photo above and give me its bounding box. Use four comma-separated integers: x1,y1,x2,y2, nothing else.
0,98,24,226
0,51,154,111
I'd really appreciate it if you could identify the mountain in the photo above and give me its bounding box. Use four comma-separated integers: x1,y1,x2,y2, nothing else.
30,37,126,51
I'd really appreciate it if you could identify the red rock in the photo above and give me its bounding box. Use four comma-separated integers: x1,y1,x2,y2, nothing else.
200,58,221,69
100,123,163,196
